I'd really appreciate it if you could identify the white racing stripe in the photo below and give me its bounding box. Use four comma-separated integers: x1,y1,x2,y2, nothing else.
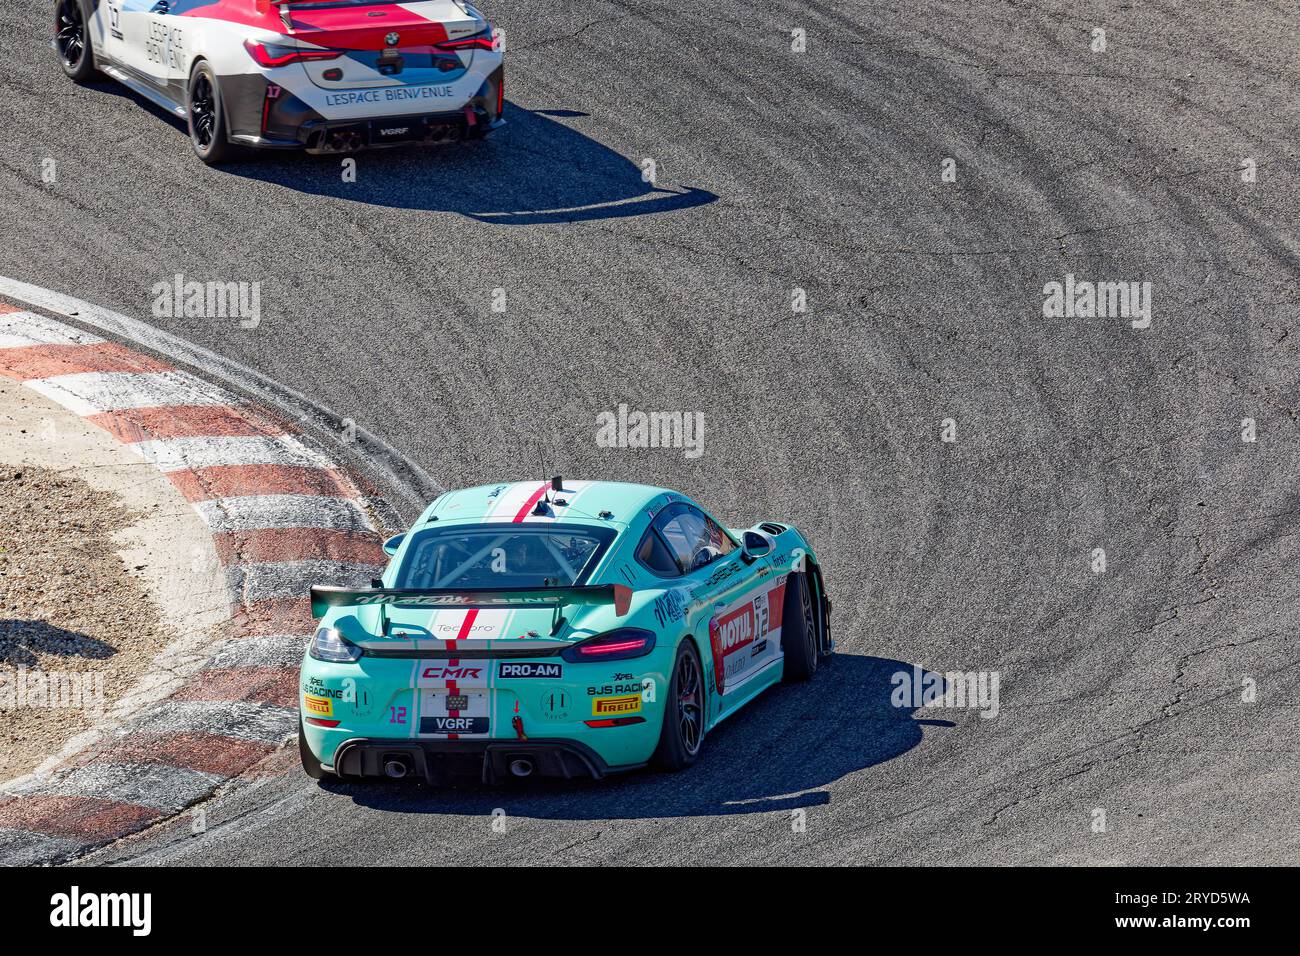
193,494,375,533
130,434,332,472
0,311,104,349
490,480,546,522
522,478,595,522
408,658,422,739
403,493,506,646
418,607,514,647
25,370,229,416
417,609,515,740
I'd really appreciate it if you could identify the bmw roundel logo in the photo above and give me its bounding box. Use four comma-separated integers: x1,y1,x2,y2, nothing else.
385,32,400,46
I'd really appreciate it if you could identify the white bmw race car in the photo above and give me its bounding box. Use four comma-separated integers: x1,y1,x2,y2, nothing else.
54,0,505,164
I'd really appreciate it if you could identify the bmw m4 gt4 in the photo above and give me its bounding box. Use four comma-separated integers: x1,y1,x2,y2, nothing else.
300,479,834,784
54,0,505,164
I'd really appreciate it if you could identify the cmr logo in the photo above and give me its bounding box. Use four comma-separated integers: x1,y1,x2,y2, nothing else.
422,666,483,680
50,886,151,936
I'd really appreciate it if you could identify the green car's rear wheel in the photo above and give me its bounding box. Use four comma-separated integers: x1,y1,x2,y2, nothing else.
652,640,704,771
781,571,819,681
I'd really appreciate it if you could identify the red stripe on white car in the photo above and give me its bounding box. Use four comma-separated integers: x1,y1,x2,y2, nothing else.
521,479,594,522
287,2,453,51
512,482,550,522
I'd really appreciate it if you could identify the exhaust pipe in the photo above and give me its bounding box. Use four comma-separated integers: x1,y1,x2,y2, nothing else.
324,130,364,153
508,758,534,778
383,758,408,779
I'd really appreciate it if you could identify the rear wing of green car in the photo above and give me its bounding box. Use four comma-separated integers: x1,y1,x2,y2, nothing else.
310,583,632,620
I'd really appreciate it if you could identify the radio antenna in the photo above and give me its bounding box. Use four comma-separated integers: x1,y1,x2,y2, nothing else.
537,442,549,502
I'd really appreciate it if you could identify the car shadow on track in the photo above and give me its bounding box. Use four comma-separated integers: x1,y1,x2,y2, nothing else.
0,620,117,667
325,655,952,820
93,75,717,224
222,105,717,223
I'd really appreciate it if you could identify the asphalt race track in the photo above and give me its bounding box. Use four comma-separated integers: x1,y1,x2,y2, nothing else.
2,1,1298,865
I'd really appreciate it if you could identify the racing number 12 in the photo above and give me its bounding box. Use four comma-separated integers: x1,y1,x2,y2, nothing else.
754,591,770,640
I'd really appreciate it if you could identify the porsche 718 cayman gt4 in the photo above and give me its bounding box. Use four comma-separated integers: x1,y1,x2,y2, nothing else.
300,479,833,784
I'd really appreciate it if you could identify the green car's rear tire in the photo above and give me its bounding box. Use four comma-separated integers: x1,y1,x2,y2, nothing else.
781,571,819,681
299,715,325,780
651,640,704,771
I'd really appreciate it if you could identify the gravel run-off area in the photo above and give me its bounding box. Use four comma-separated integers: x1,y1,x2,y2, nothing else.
0,465,173,780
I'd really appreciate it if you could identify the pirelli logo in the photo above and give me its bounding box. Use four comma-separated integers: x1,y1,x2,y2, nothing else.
592,693,641,717
303,694,333,718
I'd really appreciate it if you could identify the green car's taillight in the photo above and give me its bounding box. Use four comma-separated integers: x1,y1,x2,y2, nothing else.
561,628,656,663
309,627,363,663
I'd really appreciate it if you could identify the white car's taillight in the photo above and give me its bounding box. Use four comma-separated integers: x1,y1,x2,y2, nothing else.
244,38,342,68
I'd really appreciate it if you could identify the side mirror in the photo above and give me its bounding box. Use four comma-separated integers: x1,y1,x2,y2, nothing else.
740,530,774,562
382,533,406,557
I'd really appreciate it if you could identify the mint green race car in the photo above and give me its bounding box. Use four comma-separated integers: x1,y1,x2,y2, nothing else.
299,479,832,783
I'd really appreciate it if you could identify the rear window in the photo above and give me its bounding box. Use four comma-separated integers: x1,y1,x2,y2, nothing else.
396,524,615,590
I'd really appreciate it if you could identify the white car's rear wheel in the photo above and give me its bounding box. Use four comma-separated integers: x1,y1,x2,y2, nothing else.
55,0,94,83
187,61,241,165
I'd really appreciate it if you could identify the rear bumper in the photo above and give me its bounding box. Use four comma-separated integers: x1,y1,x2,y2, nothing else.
305,107,502,153
230,108,503,152
224,66,505,153
330,736,643,783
